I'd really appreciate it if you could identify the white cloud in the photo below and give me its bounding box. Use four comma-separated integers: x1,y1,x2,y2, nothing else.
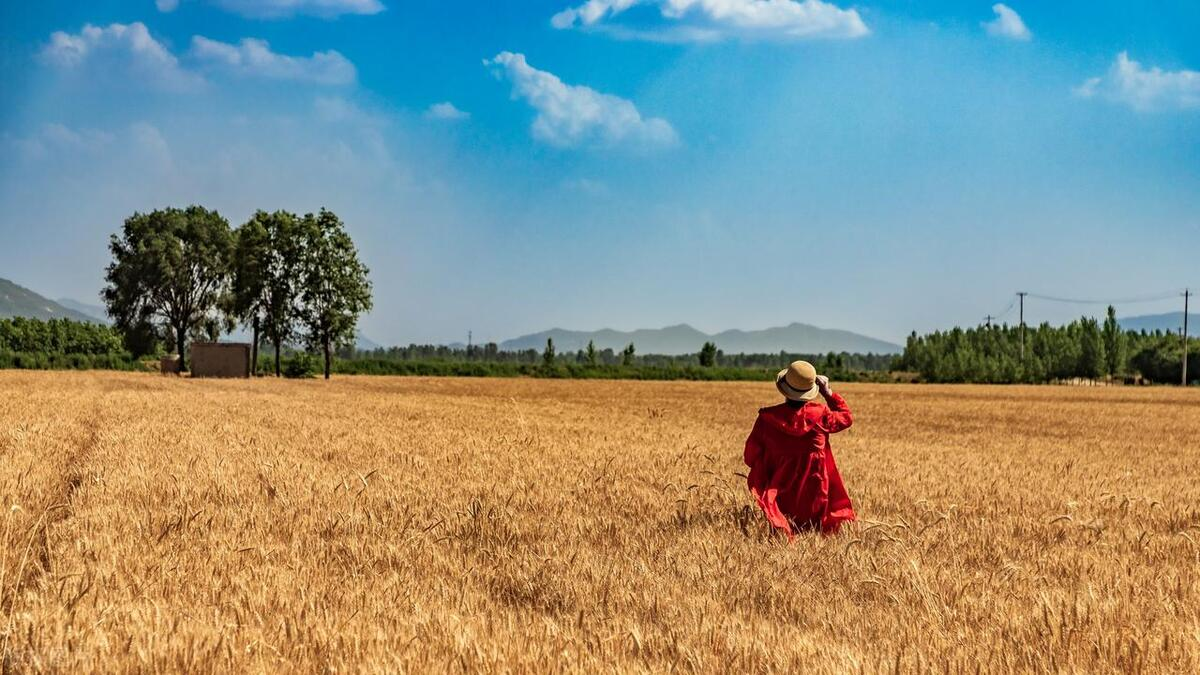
40,23,357,90
550,0,868,42
552,0,639,28
156,0,181,11
6,122,172,174
314,95,365,122
38,124,116,152
210,0,385,19
425,102,470,121
484,52,677,149
7,123,116,160
40,22,202,90
983,3,1030,41
190,36,356,85
1075,52,1200,112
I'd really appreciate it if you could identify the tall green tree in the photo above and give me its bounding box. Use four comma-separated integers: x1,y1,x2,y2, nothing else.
234,211,305,377
103,206,233,371
699,341,718,367
230,217,268,375
542,337,556,366
586,339,598,367
1078,318,1106,380
298,209,372,380
1101,305,1125,378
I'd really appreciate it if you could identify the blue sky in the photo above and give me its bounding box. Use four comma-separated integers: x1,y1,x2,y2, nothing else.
1,0,1197,346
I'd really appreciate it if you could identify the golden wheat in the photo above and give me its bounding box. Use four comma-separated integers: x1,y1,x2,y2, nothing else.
1,371,1198,672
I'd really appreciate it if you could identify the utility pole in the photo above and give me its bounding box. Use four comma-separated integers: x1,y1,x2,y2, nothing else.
984,315,994,328
1184,289,1192,386
1018,292,1028,361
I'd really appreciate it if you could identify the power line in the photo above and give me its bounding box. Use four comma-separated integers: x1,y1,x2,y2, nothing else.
1024,290,1185,305
988,297,1017,322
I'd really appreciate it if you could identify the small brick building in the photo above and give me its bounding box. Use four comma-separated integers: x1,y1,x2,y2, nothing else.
190,342,251,378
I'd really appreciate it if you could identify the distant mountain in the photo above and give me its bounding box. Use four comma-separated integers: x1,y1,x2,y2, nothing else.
0,278,102,323
354,331,382,351
56,297,109,324
500,322,901,355
222,327,381,352
1120,312,1198,336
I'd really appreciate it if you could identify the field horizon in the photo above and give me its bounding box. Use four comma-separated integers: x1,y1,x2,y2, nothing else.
2,372,1199,671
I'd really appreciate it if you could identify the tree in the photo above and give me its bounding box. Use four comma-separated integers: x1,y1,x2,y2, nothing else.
621,343,636,367
230,217,268,375
586,339,598,367
1101,305,1125,378
1078,318,1106,380
120,319,165,359
103,206,233,371
234,211,305,377
298,209,373,380
699,341,718,367
542,337,556,366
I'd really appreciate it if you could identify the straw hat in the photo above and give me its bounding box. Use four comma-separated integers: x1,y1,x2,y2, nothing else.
776,360,820,402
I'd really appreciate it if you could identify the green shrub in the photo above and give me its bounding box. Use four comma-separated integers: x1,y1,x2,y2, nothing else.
283,353,319,379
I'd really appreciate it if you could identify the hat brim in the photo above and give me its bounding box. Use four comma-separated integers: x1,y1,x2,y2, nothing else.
776,369,820,402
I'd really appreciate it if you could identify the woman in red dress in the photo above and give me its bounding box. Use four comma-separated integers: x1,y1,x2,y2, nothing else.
743,360,856,537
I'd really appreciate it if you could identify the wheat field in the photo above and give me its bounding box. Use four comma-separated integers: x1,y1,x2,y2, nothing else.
1,371,1198,673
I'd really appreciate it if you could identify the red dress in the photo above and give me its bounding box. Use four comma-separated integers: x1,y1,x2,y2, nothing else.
743,392,856,536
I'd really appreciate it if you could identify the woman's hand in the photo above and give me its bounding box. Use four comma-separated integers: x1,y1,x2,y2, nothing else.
816,375,832,396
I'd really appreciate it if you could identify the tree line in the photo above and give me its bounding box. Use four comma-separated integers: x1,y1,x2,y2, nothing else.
350,338,892,374
0,317,123,355
0,311,894,382
897,306,1197,384
9,306,1191,385
102,206,372,379
0,317,136,371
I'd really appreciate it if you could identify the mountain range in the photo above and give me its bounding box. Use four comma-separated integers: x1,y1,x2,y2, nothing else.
0,278,104,322
500,323,904,355
1119,312,1198,336
56,297,110,323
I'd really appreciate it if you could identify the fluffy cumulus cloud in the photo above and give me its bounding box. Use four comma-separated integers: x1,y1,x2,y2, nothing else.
40,22,202,90
207,0,385,19
156,0,181,11
550,0,868,42
190,36,356,85
484,51,677,149
40,23,358,89
982,3,1031,41
424,102,470,121
1075,52,1200,112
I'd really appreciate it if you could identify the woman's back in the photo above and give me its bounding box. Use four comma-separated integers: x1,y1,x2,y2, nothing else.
743,362,856,536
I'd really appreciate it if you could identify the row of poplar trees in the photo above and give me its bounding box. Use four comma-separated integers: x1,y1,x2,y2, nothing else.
897,306,1195,384
103,205,372,379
